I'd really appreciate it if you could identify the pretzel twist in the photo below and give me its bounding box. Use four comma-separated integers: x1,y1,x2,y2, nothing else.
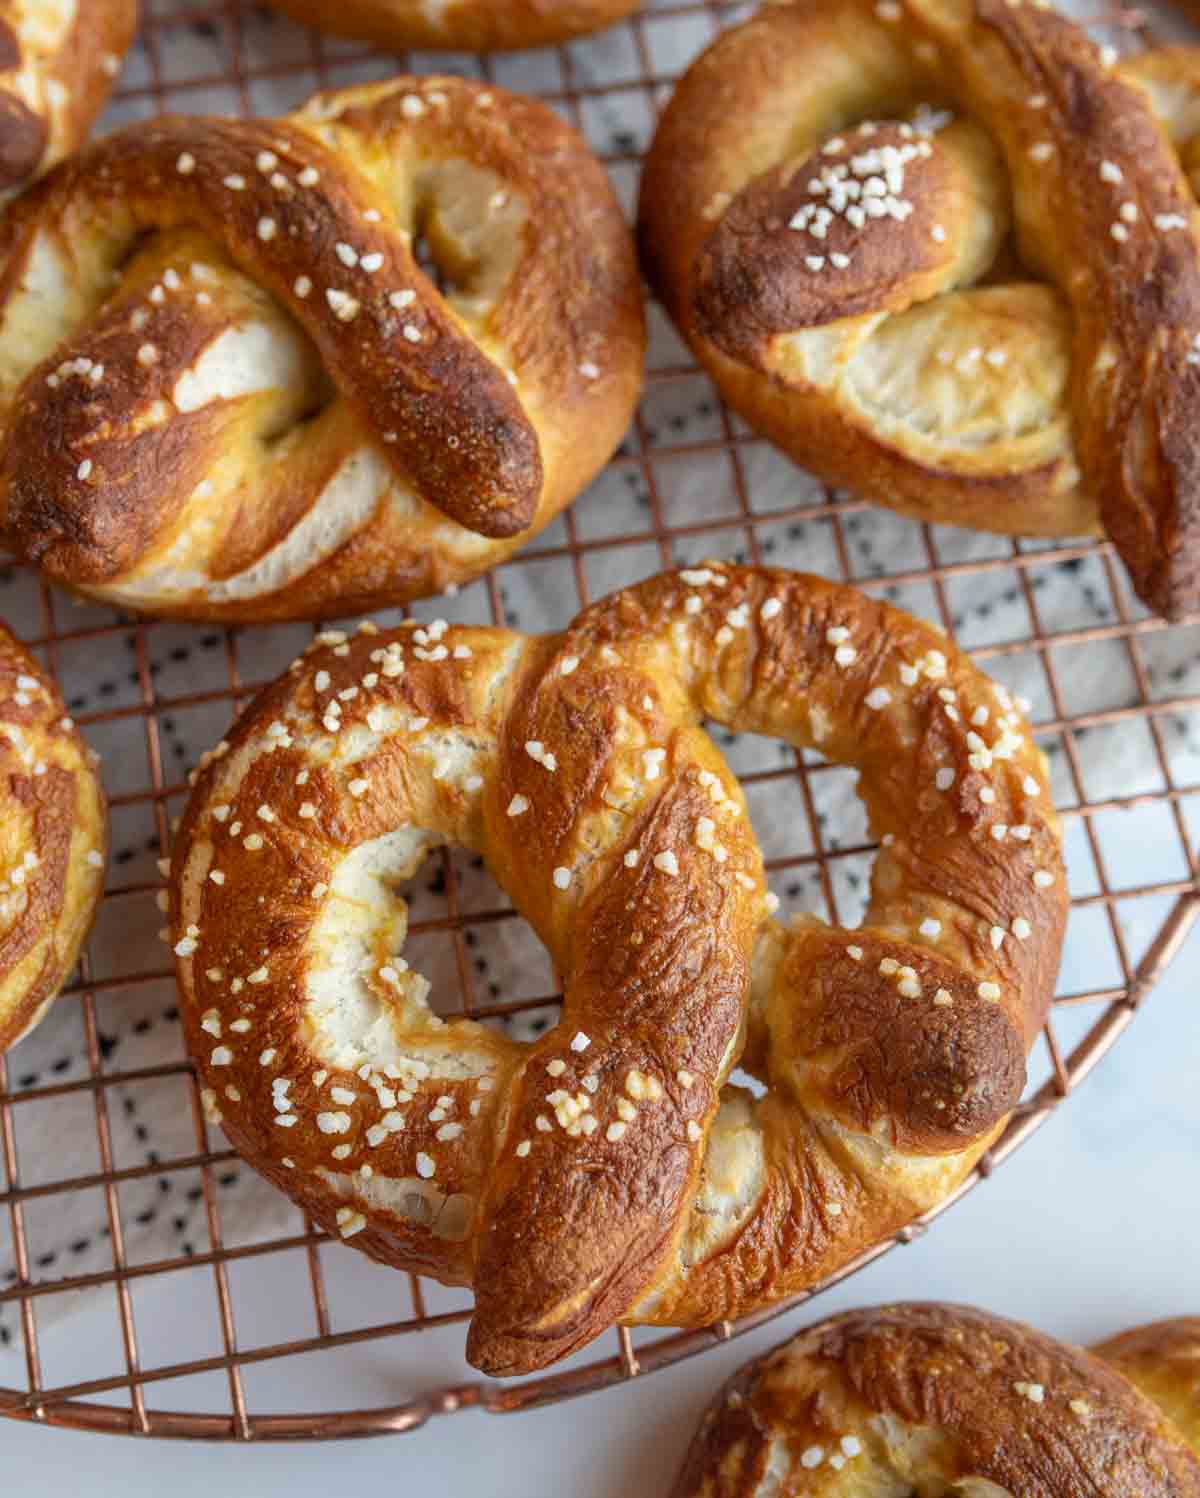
672,1303,1200,1496
0,621,106,1054
263,0,642,53
0,77,645,621
170,565,1065,1375
639,0,1200,620
0,0,134,199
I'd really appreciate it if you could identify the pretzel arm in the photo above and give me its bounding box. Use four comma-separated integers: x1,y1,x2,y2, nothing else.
907,0,1200,617
0,115,540,548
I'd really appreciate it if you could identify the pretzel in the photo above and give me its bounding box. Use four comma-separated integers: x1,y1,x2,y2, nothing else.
1095,1317,1200,1453
672,1303,1200,1495
0,0,134,200
639,0,1200,620
0,77,645,622
0,621,106,1055
263,0,641,53
169,563,1066,1375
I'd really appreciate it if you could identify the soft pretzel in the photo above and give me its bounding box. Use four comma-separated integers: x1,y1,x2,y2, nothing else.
1095,1317,1200,1452
672,1303,1200,1496
0,76,645,622
0,621,106,1055
639,0,1200,621
263,0,641,53
0,0,134,200
169,563,1066,1375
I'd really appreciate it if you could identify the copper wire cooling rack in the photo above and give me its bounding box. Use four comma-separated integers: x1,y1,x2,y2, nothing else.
0,0,1198,1442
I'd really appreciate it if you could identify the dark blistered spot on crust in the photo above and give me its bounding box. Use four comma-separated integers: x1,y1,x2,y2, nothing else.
694,124,951,365
0,92,47,189
791,936,1026,1151
0,18,21,73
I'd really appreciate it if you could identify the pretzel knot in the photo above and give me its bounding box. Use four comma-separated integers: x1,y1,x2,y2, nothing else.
170,564,1066,1375
0,77,644,621
639,0,1200,620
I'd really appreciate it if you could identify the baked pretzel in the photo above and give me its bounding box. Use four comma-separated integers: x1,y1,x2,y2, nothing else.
0,77,645,622
673,1303,1200,1495
0,0,134,200
639,0,1200,621
0,621,106,1054
263,0,641,52
1095,1317,1200,1453
169,563,1066,1375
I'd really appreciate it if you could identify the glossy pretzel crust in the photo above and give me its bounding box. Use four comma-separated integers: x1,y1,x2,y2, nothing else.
263,0,641,52
674,1303,1200,1496
0,622,107,1054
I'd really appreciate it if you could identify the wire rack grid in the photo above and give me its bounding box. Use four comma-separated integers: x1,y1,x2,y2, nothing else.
0,0,1197,1442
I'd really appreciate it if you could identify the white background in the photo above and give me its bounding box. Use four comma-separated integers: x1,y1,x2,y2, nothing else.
2,920,1196,1496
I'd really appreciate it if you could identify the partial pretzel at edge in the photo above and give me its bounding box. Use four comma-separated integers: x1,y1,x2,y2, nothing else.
671,1303,1200,1495
639,0,1200,620
0,620,107,1055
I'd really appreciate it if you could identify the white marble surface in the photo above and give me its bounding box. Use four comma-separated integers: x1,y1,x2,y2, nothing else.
0,916,1196,1495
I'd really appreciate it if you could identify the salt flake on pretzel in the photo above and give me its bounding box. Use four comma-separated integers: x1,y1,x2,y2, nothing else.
170,565,1066,1375
0,76,645,621
640,0,1200,619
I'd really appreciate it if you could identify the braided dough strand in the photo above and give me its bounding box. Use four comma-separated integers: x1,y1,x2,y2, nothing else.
0,77,644,620
640,0,1200,618
171,566,1065,1374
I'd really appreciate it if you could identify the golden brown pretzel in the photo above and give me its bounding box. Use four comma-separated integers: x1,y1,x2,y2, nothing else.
169,564,1066,1375
0,621,106,1054
639,0,1200,620
0,0,134,199
672,1303,1200,1495
263,0,641,52
1095,1317,1200,1453
0,76,645,622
